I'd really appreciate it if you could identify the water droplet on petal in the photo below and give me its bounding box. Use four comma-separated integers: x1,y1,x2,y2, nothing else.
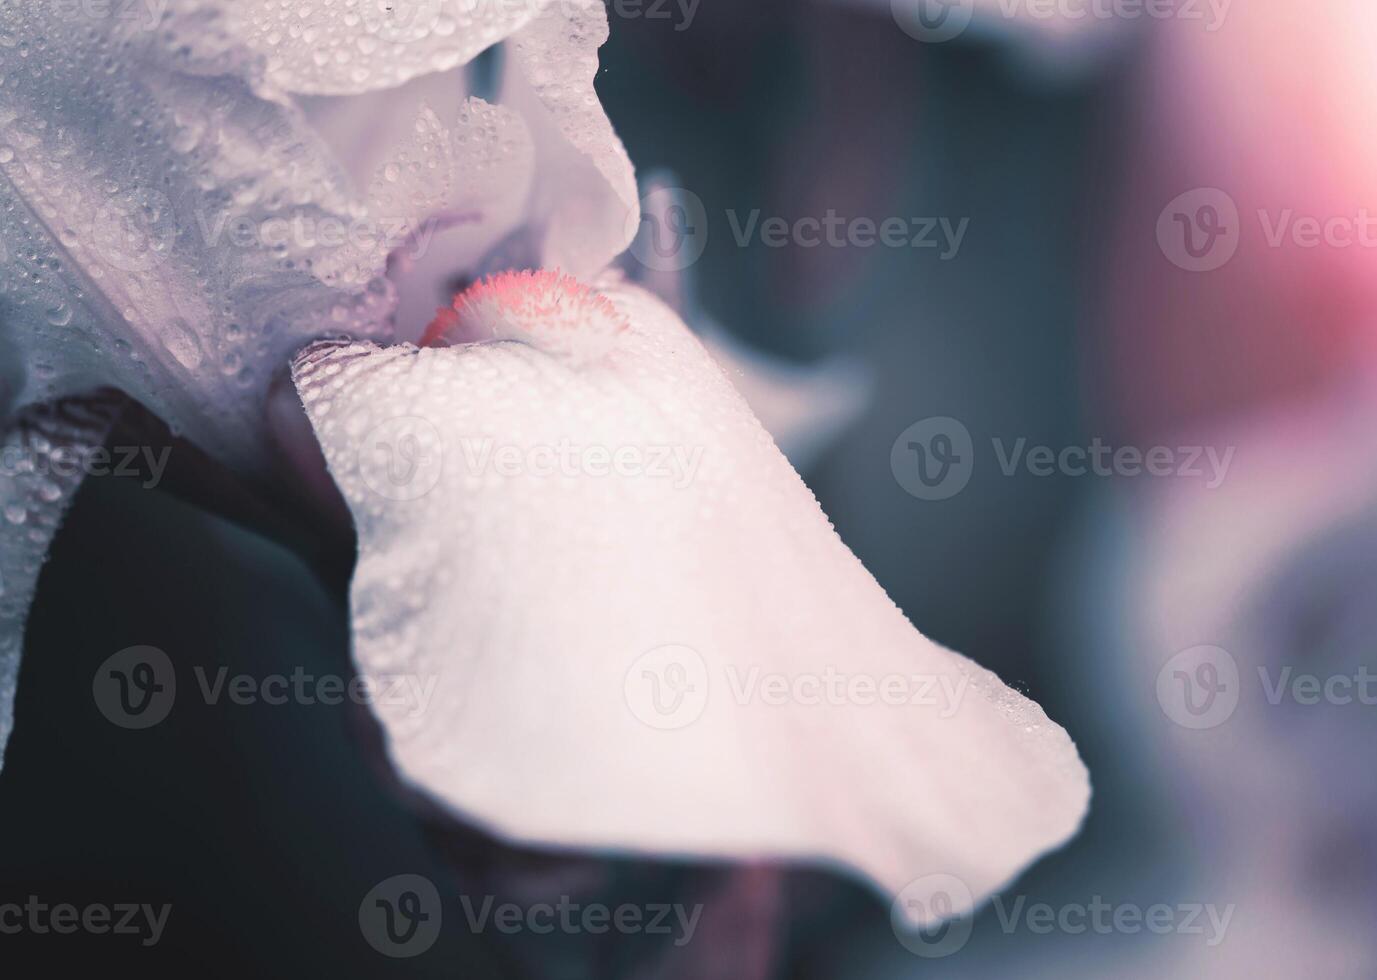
165,318,205,369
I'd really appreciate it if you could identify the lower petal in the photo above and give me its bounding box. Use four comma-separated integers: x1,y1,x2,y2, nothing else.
291,278,1089,920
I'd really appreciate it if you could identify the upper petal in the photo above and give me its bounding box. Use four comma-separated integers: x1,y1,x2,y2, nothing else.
219,0,548,97
0,3,395,469
292,275,1089,918
292,0,639,332
498,0,640,277
368,98,538,340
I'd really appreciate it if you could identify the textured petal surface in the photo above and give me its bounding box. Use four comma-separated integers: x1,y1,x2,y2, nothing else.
499,0,640,277
223,0,547,97
293,277,1089,915
289,0,638,326
0,3,394,470
0,395,119,766
368,98,537,339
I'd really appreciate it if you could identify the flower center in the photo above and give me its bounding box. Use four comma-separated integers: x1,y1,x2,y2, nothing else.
422,270,628,367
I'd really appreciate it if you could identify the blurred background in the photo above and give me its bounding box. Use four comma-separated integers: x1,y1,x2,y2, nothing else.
4,0,1375,976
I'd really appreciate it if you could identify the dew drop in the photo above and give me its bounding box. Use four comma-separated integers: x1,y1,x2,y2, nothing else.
165,318,204,369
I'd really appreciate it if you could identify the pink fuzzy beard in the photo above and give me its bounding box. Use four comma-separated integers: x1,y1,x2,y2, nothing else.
422,270,629,367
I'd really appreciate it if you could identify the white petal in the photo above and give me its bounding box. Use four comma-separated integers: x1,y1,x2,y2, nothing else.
0,397,119,766
297,65,475,193
499,0,640,276
221,0,547,97
0,4,395,469
292,277,1089,916
367,99,537,340
289,0,639,326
